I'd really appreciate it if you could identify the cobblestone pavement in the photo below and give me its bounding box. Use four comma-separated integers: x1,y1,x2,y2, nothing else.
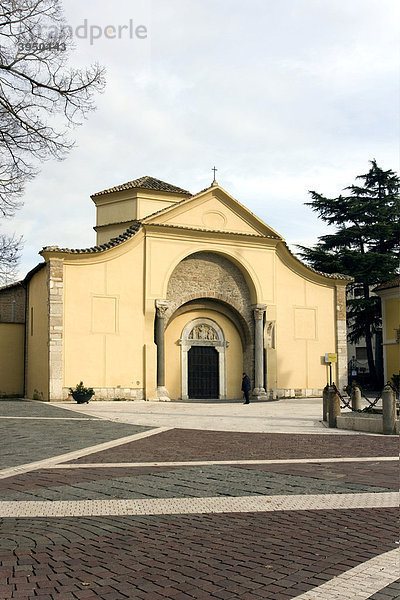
0,399,398,600
68,429,398,463
0,401,152,470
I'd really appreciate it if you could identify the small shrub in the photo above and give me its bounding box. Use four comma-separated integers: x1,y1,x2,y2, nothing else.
69,381,94,396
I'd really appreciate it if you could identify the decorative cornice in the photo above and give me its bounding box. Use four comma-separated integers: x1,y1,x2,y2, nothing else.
144,222,279,239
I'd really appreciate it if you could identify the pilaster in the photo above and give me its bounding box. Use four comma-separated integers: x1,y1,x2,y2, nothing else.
48,259,64,401
335,284,348,391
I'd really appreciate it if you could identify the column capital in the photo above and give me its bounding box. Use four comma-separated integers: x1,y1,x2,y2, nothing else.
252,304,266,320
155,299,170,318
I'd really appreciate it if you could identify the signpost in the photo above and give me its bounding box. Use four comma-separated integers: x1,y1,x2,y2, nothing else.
325,352,337,386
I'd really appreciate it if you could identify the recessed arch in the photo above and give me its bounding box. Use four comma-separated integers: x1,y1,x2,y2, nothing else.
167,297,250,349
161,247,261,304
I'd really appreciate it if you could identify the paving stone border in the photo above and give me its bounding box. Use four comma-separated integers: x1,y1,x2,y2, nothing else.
0,427,169,480
0,491,397,517
293,549,399,600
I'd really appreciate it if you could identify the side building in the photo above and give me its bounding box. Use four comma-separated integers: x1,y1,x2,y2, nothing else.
0,176,352,401
374,277,400,385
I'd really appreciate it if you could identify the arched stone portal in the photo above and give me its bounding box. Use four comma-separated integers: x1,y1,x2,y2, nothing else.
180,318,227,400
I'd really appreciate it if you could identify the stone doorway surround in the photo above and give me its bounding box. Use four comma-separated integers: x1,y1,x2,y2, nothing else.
179,318,228,400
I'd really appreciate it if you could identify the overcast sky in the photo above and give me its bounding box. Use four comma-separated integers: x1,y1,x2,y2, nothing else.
5,0,399,278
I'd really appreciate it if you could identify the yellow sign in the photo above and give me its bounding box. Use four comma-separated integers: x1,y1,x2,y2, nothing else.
325,353,337,363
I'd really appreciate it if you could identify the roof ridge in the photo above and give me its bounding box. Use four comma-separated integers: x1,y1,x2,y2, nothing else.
91,175,191,198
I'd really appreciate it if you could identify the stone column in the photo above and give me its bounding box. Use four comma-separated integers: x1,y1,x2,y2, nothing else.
252,304,267,399
155,300,170,401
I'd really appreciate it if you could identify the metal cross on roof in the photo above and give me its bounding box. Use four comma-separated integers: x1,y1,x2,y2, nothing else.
212,166,218,186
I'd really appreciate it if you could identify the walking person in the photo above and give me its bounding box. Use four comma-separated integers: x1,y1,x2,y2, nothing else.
242,372,251,404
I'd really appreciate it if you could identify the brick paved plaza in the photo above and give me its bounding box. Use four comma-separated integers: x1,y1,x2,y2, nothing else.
0,399,398,600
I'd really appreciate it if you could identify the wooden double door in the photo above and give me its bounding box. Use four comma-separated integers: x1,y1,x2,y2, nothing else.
188,346,219,399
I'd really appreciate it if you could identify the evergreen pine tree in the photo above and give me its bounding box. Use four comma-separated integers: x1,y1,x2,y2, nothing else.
298,160,400,385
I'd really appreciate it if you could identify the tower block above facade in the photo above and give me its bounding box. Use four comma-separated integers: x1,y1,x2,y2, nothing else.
92,176,191,244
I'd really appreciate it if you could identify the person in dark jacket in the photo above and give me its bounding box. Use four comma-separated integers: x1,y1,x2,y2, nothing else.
241,372,251,404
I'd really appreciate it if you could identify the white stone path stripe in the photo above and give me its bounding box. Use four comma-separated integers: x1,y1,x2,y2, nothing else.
0,492,397,518
47,456,399,469
0,416,95,420
0,427,171,480
293,548,399,600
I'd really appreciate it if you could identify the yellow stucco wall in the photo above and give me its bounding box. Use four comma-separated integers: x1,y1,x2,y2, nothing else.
59,232,341,396
63,233,147,392
0,323,24,396
158,196,261,235
383,296,400,381
385,298,399,340
274,259,336,390
26,267,49,400
44,184,349,399
386,344,400,382
165,309,243,399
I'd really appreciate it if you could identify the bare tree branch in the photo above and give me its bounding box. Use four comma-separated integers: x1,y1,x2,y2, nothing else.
0,0,105,281
0,232,22,285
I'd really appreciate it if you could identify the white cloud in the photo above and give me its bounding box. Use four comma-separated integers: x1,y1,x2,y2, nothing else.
4,0,398,278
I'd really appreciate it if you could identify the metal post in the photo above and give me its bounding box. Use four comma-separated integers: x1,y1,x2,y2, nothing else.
328,386,340,428
322,385,329,421
351,385,362,411
382,384,396,435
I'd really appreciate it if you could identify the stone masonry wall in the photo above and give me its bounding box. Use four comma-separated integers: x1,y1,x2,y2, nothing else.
48,260,64,401
166,252,254,381
62,387,144,401
0,285,26,323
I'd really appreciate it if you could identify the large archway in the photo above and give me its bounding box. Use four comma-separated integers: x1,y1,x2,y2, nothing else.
156,251,267,401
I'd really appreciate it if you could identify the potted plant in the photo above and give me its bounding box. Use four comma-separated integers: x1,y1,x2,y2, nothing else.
69,381,94,404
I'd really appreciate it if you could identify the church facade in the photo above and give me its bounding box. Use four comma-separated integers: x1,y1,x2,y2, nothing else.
0,176,351,401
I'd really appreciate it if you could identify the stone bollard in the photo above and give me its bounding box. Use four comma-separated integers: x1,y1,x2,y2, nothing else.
351,385,362,411
382,385,396,435
322,385,329,421
328,386,341,428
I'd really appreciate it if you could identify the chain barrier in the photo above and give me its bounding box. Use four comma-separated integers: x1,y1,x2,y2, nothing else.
331,383,352,409
330,380,399,412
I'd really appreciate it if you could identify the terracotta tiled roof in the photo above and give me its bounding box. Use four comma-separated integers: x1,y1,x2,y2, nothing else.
42,222,142,254
282,242,353,281
374,276,400,292
145,222,279,239
91,176,191,198
0,262,46,291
